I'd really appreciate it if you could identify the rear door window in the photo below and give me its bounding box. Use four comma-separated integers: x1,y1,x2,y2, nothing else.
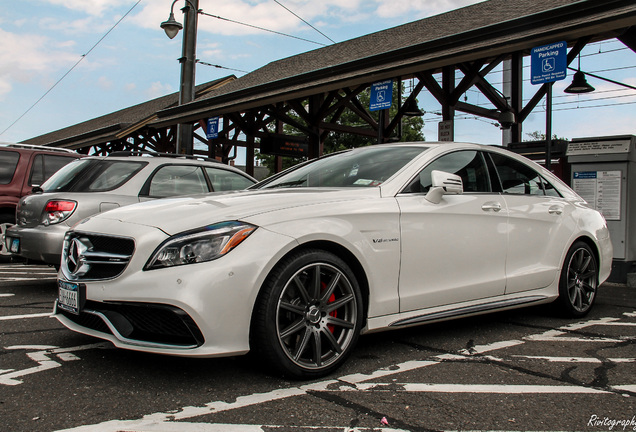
0,150,20,184
148,165,209,197
489,153,559,196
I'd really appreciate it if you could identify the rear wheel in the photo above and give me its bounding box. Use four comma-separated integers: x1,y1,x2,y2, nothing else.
557,241,598,317
252,249,363,379
0,213,15,260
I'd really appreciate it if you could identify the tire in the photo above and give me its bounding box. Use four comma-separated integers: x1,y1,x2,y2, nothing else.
251,249,363,379
557,241,598,318
0,212,16,260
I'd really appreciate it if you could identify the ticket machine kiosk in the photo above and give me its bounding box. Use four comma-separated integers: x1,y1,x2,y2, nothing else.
567,135,636,283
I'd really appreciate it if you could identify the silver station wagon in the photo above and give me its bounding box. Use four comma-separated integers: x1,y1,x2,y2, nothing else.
5,152,256,267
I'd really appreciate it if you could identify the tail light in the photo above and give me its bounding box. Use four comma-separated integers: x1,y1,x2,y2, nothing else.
43,200,77,225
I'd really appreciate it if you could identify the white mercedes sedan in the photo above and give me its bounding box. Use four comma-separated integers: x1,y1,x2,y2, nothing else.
54,142,612,379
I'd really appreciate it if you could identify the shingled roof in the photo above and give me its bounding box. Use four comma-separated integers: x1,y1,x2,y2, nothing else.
23,76,235,147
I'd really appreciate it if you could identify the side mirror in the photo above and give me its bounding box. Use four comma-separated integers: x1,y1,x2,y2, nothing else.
425,170,463,204
31,186,43,194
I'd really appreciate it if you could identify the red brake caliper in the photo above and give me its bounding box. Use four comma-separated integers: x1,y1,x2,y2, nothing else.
322,281,337,333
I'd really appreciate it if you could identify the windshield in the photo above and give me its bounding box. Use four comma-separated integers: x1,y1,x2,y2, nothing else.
254,146,427,189
42,159,147,192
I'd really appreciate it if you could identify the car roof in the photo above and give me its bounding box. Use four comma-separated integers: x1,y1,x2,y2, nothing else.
0,143,79,155
72,151,256,182
78,151,245,171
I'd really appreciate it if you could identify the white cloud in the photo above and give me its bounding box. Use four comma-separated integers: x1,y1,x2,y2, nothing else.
0,79,11,99
145,81,173,99
198,41,222,59
0,28,79,100
132,0,363,37
97,76,113,90
38,0,132,17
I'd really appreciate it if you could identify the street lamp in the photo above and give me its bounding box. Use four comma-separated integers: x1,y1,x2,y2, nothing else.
161,0,199,155
160,10,183,39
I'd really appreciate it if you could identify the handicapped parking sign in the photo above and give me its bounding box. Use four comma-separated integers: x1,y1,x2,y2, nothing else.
206,116,219,139
370,80,393,111
531,41,567,85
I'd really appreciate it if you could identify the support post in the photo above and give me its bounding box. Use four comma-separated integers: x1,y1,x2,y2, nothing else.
176,0,198,155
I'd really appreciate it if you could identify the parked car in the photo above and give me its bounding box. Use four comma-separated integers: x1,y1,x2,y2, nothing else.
0,143,82,259
5,152,256,266
52,142,612,379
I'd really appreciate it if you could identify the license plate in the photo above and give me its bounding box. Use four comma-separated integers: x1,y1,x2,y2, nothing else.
58,280,84,315
9,237,19,253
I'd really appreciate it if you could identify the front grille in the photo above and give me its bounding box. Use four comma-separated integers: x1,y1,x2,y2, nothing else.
87,235,135,256
60,301,204,347
62,232,135,281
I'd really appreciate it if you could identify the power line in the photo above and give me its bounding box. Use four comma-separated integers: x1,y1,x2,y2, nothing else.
0,0,142,138
197,61,248,74
198,10,328,46
553,100,636,111
272,0,336,44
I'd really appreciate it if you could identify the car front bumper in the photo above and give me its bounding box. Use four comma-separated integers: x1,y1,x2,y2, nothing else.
53,225,297,358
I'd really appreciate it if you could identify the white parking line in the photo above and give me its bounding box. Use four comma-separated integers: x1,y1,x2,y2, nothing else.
512,356,636,363
351,383,609,394
0,312,51,321
0,264,57,281
0,343,110,386
0,277,56,281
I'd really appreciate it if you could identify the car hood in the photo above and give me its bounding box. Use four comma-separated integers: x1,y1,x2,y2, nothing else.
85,188,381,235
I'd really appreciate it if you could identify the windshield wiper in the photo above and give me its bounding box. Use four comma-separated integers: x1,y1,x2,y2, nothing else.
267,179,307,189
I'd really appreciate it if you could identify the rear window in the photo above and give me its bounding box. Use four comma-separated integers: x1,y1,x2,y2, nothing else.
42,159,147,192
0,150,20,185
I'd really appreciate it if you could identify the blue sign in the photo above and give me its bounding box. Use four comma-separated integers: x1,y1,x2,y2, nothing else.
573,171,597,179
531,41,567,85
206,117,219,139
369,80,393,111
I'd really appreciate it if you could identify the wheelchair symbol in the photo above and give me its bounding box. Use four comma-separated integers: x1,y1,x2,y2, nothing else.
542,57,555,72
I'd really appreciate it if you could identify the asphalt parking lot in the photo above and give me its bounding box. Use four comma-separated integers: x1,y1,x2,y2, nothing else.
1,262,634,432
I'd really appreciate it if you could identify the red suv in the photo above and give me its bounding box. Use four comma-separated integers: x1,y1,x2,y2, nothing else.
0,143,82,258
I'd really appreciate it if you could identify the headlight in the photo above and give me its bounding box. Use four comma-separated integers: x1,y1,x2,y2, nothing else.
144,221,256,270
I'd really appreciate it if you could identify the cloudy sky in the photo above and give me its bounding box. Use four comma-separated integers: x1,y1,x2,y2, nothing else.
0,0,635,148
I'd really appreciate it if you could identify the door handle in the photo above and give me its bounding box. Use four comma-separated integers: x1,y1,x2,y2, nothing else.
548,205,563,215
481,202,502,212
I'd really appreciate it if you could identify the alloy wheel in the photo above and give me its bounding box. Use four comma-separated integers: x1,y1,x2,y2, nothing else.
275,262,358,370
566,246,597,313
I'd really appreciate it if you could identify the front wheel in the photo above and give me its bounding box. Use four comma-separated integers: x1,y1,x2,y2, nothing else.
557,241,598,318
251,249,363,379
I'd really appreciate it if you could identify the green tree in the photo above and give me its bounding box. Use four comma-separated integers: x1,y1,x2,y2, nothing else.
525,131,568,141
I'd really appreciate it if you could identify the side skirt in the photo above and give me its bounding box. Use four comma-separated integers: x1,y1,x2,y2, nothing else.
389,295,549,327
